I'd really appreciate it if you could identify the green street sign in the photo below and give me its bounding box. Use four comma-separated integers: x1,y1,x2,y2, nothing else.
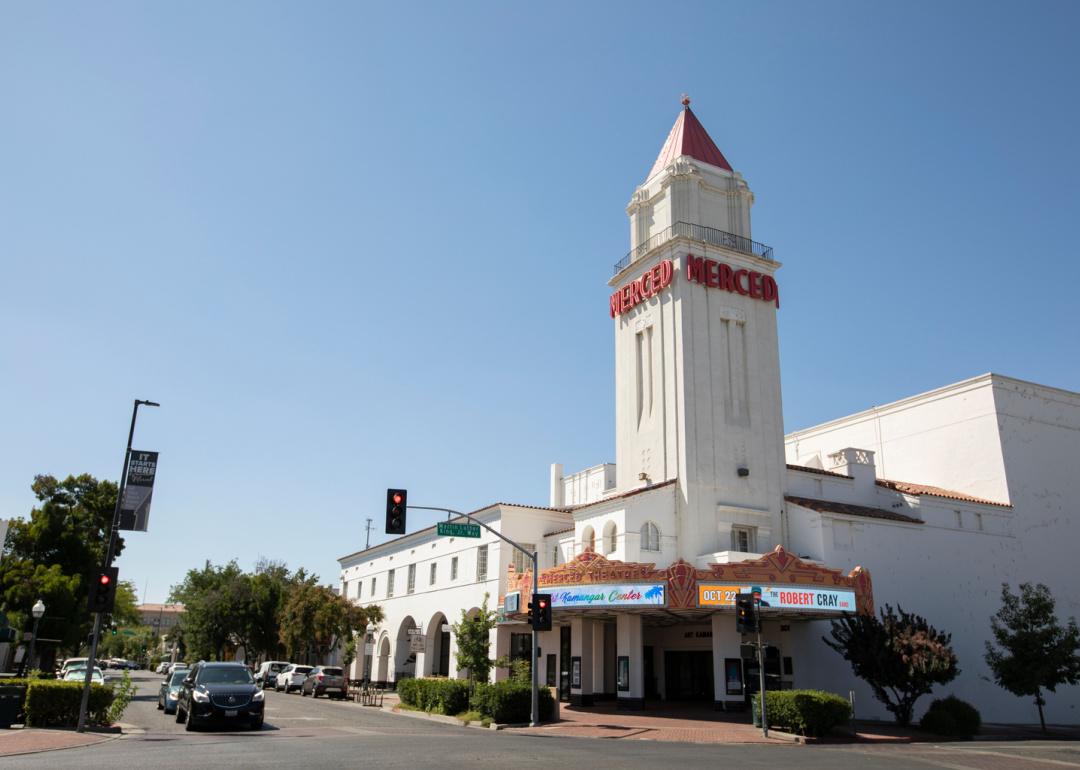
437,522,481,538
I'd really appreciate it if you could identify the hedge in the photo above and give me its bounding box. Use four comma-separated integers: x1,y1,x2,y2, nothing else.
23,680,114,727
396,678,471,716
921,696,981,738
751,690,851,737
470,680,554,724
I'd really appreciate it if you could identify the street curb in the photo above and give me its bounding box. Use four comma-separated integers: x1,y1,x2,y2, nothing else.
384,705,499,730
0,729,120,758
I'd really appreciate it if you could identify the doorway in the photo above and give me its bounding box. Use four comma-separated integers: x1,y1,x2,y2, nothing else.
663,651,714,701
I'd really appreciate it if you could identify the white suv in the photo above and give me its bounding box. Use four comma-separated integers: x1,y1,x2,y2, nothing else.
275,664,313,693
255,661,290,689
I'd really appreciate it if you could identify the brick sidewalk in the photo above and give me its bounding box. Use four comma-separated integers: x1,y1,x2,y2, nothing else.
0,727,112,757
510,702,780,744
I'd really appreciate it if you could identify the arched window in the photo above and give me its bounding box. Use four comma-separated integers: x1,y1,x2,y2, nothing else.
640,521,660,551
582,526,595,553
603,521,617,555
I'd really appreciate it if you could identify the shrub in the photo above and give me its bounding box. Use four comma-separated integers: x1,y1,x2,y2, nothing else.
470,680,554,724
23,680,114,727
751,690,851,737
921,696,981,737
395,678,471,715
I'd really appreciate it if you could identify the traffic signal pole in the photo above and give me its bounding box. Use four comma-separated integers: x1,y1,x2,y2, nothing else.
77,399,158,733
755,598,768,738
407,505,542,727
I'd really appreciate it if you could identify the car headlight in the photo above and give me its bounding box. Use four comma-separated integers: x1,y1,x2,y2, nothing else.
192,688,210,703
167,691,178,700
252,689,265,702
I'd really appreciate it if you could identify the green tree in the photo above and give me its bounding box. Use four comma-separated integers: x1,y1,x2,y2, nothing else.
169,561,247,660
0,473,124,651
112,581,141,628
278,579,382,663
824,605,959,725
451,594,497,683
985,583,1080,732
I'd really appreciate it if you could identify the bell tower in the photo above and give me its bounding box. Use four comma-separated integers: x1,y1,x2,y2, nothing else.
611,98,786,563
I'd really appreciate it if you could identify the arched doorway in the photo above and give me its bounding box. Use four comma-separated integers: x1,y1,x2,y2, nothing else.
395,615,419,682
425,613,451,677
377,636,390,685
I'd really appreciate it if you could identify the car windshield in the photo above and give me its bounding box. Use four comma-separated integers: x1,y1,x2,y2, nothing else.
322,668,343,676
169,671,187,685
198,666,254,685
295,666,312,675
270,663,287,672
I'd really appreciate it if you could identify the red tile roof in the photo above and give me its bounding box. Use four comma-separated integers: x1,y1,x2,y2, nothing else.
785,495,924,524
875,479,1011,508
648,101,733,179
566,478,677,511
786,463,853,479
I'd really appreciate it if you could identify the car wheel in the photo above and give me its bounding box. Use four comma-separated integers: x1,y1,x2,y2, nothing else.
184,713,197,731
175,706,185,724
157,698,164,710
300,687,307,697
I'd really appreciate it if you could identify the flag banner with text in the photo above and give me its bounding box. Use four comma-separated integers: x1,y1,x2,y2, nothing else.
118,450,159,532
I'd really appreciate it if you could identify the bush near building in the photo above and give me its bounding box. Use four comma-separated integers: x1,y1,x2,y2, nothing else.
920,696,981,738
751,690,851,737
396,677,554,724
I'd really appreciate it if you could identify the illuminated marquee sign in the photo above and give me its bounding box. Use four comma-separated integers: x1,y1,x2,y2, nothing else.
686,254,779,308
550,583,666,608
609,260,674,318
698,584,855,612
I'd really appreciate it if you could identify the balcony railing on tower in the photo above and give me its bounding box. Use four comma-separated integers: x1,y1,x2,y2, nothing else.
613,221,774,276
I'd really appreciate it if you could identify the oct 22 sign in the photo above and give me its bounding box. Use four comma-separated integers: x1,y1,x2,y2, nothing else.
550,583,666,608
698,584,855,613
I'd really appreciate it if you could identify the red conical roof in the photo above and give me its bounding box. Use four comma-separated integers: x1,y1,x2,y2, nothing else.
648,100,732,179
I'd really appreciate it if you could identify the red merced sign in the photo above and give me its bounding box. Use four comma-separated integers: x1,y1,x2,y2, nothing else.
686,254,779,307
609,255,780,318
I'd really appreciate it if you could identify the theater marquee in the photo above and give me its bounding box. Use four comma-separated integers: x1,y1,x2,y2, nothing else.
551,583,666,608
698,584,856,612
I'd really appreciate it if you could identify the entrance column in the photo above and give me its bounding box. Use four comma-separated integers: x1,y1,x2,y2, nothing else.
616,613,644,710
569,617,595,706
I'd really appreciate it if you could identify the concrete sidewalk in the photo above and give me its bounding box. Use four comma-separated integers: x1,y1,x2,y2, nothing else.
0,726,114,757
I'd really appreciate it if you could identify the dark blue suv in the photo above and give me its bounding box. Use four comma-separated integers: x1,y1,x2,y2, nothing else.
176,662,265,731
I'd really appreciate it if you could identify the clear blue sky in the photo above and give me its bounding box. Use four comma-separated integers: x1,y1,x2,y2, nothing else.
2,2,1078,604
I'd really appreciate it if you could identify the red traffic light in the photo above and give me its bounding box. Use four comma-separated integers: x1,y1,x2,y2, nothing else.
392,492,404,506
99,574,111,586
538,599,548,608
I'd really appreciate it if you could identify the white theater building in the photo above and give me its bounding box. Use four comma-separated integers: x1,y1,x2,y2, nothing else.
339,101,1080,723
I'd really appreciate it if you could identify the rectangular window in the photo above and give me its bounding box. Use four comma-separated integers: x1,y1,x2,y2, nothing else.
476,545,488,581
371,577,376,597
430,562,437,586
387,570,395,597
552,544,561,567
451,556,458,581
731,526,756,553
976,512,984,532
512,543,536,575
407,564,416,594
356,580,362,598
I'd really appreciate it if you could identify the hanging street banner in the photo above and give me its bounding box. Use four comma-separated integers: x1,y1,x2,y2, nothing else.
118,450,159,532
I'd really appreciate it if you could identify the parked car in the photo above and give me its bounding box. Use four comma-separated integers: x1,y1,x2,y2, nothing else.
156,661,170,674
275,664,312,693
64,667,105,684
175,662,264,731
166,662,189,676
59,657,89,677
300,666,346,699
254,661,290,689
157,669,188,714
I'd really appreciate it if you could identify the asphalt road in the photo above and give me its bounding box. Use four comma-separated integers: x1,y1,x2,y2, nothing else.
7,673,1079,769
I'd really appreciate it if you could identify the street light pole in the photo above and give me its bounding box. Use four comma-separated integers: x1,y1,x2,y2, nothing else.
77,398,159,733
24,599,44,677
408,505,543,727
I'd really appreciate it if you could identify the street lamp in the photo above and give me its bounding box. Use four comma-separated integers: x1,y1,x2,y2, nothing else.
27,599,45,676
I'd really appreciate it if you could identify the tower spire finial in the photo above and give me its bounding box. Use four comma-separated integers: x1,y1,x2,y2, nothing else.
681,93,691,108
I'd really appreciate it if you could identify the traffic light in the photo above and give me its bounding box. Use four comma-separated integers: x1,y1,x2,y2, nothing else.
735,593,758,634
87,567,119,614
529,593,552,631
385,488,407,535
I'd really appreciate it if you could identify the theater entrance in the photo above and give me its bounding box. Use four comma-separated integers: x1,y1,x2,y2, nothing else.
664,650,714,701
